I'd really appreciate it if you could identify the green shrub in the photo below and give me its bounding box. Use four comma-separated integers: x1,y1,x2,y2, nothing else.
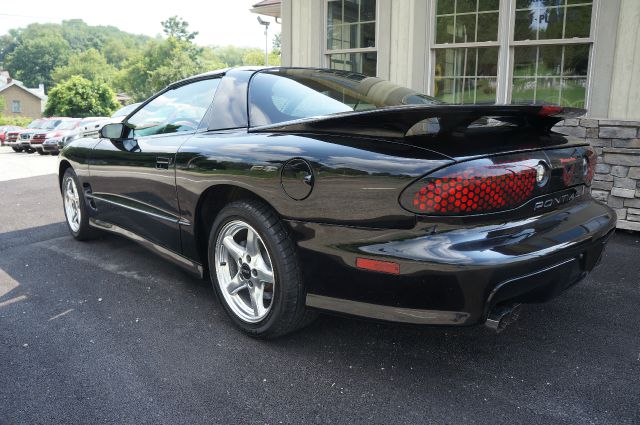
0,115,33,126
45,76,119,118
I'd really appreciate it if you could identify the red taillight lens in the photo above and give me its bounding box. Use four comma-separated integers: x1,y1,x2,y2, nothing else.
402,158,540,216
538,105,564,116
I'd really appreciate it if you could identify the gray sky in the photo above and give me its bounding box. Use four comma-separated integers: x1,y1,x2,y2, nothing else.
0,0,281,48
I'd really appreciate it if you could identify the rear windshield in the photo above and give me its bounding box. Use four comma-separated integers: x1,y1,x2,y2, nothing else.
249,69,441,127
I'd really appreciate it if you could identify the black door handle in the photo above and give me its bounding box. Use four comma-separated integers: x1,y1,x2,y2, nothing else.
156,157,171,170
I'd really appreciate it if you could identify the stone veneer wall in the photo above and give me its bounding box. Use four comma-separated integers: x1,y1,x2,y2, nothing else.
553,118,640,232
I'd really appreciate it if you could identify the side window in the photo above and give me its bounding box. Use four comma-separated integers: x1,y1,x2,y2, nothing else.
250,73,352,126
127,78,220,138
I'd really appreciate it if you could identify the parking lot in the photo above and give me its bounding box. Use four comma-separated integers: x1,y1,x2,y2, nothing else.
0,145,639,424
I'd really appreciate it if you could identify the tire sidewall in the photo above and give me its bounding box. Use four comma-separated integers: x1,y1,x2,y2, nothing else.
61,168,93,240
208,203,295,336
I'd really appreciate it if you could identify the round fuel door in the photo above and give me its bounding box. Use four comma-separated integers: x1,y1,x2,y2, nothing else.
281,158,314,200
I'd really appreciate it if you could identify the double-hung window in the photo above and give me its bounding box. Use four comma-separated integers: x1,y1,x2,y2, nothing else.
432,0,594,107
326,0,377,76
433,0,501,104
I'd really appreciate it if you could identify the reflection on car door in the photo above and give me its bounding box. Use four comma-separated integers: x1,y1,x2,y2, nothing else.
87,78,221,252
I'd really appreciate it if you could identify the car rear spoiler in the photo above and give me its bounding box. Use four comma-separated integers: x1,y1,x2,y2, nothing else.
250,105,585,139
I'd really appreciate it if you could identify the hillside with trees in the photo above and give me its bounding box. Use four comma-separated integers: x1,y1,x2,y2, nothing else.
0,17,280,117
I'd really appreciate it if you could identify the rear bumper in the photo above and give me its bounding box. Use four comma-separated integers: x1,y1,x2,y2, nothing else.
291,198,616,326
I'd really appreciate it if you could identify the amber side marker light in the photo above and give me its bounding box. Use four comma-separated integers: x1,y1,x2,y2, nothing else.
356,258,400,275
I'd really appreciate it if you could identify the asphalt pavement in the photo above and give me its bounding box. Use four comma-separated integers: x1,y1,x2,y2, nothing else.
0,147,639,424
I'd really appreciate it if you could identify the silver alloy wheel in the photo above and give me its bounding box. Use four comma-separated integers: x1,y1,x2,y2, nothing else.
63,176,81,232
214,220,275,323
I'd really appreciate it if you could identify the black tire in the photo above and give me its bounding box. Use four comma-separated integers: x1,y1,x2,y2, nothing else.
37,149,47,155
61,167,99,241
25,148,34,154
208,199,316,338
12,146,23,152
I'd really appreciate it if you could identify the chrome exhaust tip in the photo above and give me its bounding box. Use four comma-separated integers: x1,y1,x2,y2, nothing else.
485,304,522,333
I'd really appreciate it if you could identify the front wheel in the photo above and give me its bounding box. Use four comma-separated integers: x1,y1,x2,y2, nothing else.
208,199,315,338
61,168,99,241
12,146,23,152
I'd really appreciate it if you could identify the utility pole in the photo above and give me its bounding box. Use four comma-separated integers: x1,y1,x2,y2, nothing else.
257,17,270,66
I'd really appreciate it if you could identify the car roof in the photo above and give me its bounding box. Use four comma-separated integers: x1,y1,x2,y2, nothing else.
168,66,277,89
168,67,231,88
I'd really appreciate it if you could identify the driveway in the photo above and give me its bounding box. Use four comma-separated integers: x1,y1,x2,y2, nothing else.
1,147,639,424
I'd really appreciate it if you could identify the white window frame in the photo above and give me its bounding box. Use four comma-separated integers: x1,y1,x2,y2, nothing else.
427,0,598,109
323,0,379,74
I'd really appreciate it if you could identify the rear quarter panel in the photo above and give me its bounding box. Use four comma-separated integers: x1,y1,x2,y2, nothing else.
175,131,452,260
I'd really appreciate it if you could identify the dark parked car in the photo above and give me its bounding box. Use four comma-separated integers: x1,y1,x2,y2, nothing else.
58,67,616,338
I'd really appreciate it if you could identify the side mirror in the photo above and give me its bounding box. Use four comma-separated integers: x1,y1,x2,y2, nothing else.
99,123,126,140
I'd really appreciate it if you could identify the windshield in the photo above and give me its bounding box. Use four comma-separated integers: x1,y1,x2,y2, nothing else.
27,119,45,129
249,69,441,127
112,103,141,118
55,120,79,130
42,120,62,130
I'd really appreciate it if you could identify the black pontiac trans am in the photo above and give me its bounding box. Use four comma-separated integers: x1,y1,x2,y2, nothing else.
58,67,616,337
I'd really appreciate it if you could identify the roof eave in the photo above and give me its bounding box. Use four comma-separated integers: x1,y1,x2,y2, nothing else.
250,4,281,18
0,82,47,100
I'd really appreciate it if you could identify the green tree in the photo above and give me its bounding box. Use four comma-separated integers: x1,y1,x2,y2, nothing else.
4,29,71,88
210,45,246,67
117,37,207,101
59,19,103,52
102,38,137,68
200,48,228,71
241,49,281,66
242,49,265,66
45,76,119,117
272,32,281,55
0,20,152,84
269,52,281,66
161,16,198,42
0,30,20,67
52,49,116,86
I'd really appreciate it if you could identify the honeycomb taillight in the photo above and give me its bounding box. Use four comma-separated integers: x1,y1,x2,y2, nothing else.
401,158,541,216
